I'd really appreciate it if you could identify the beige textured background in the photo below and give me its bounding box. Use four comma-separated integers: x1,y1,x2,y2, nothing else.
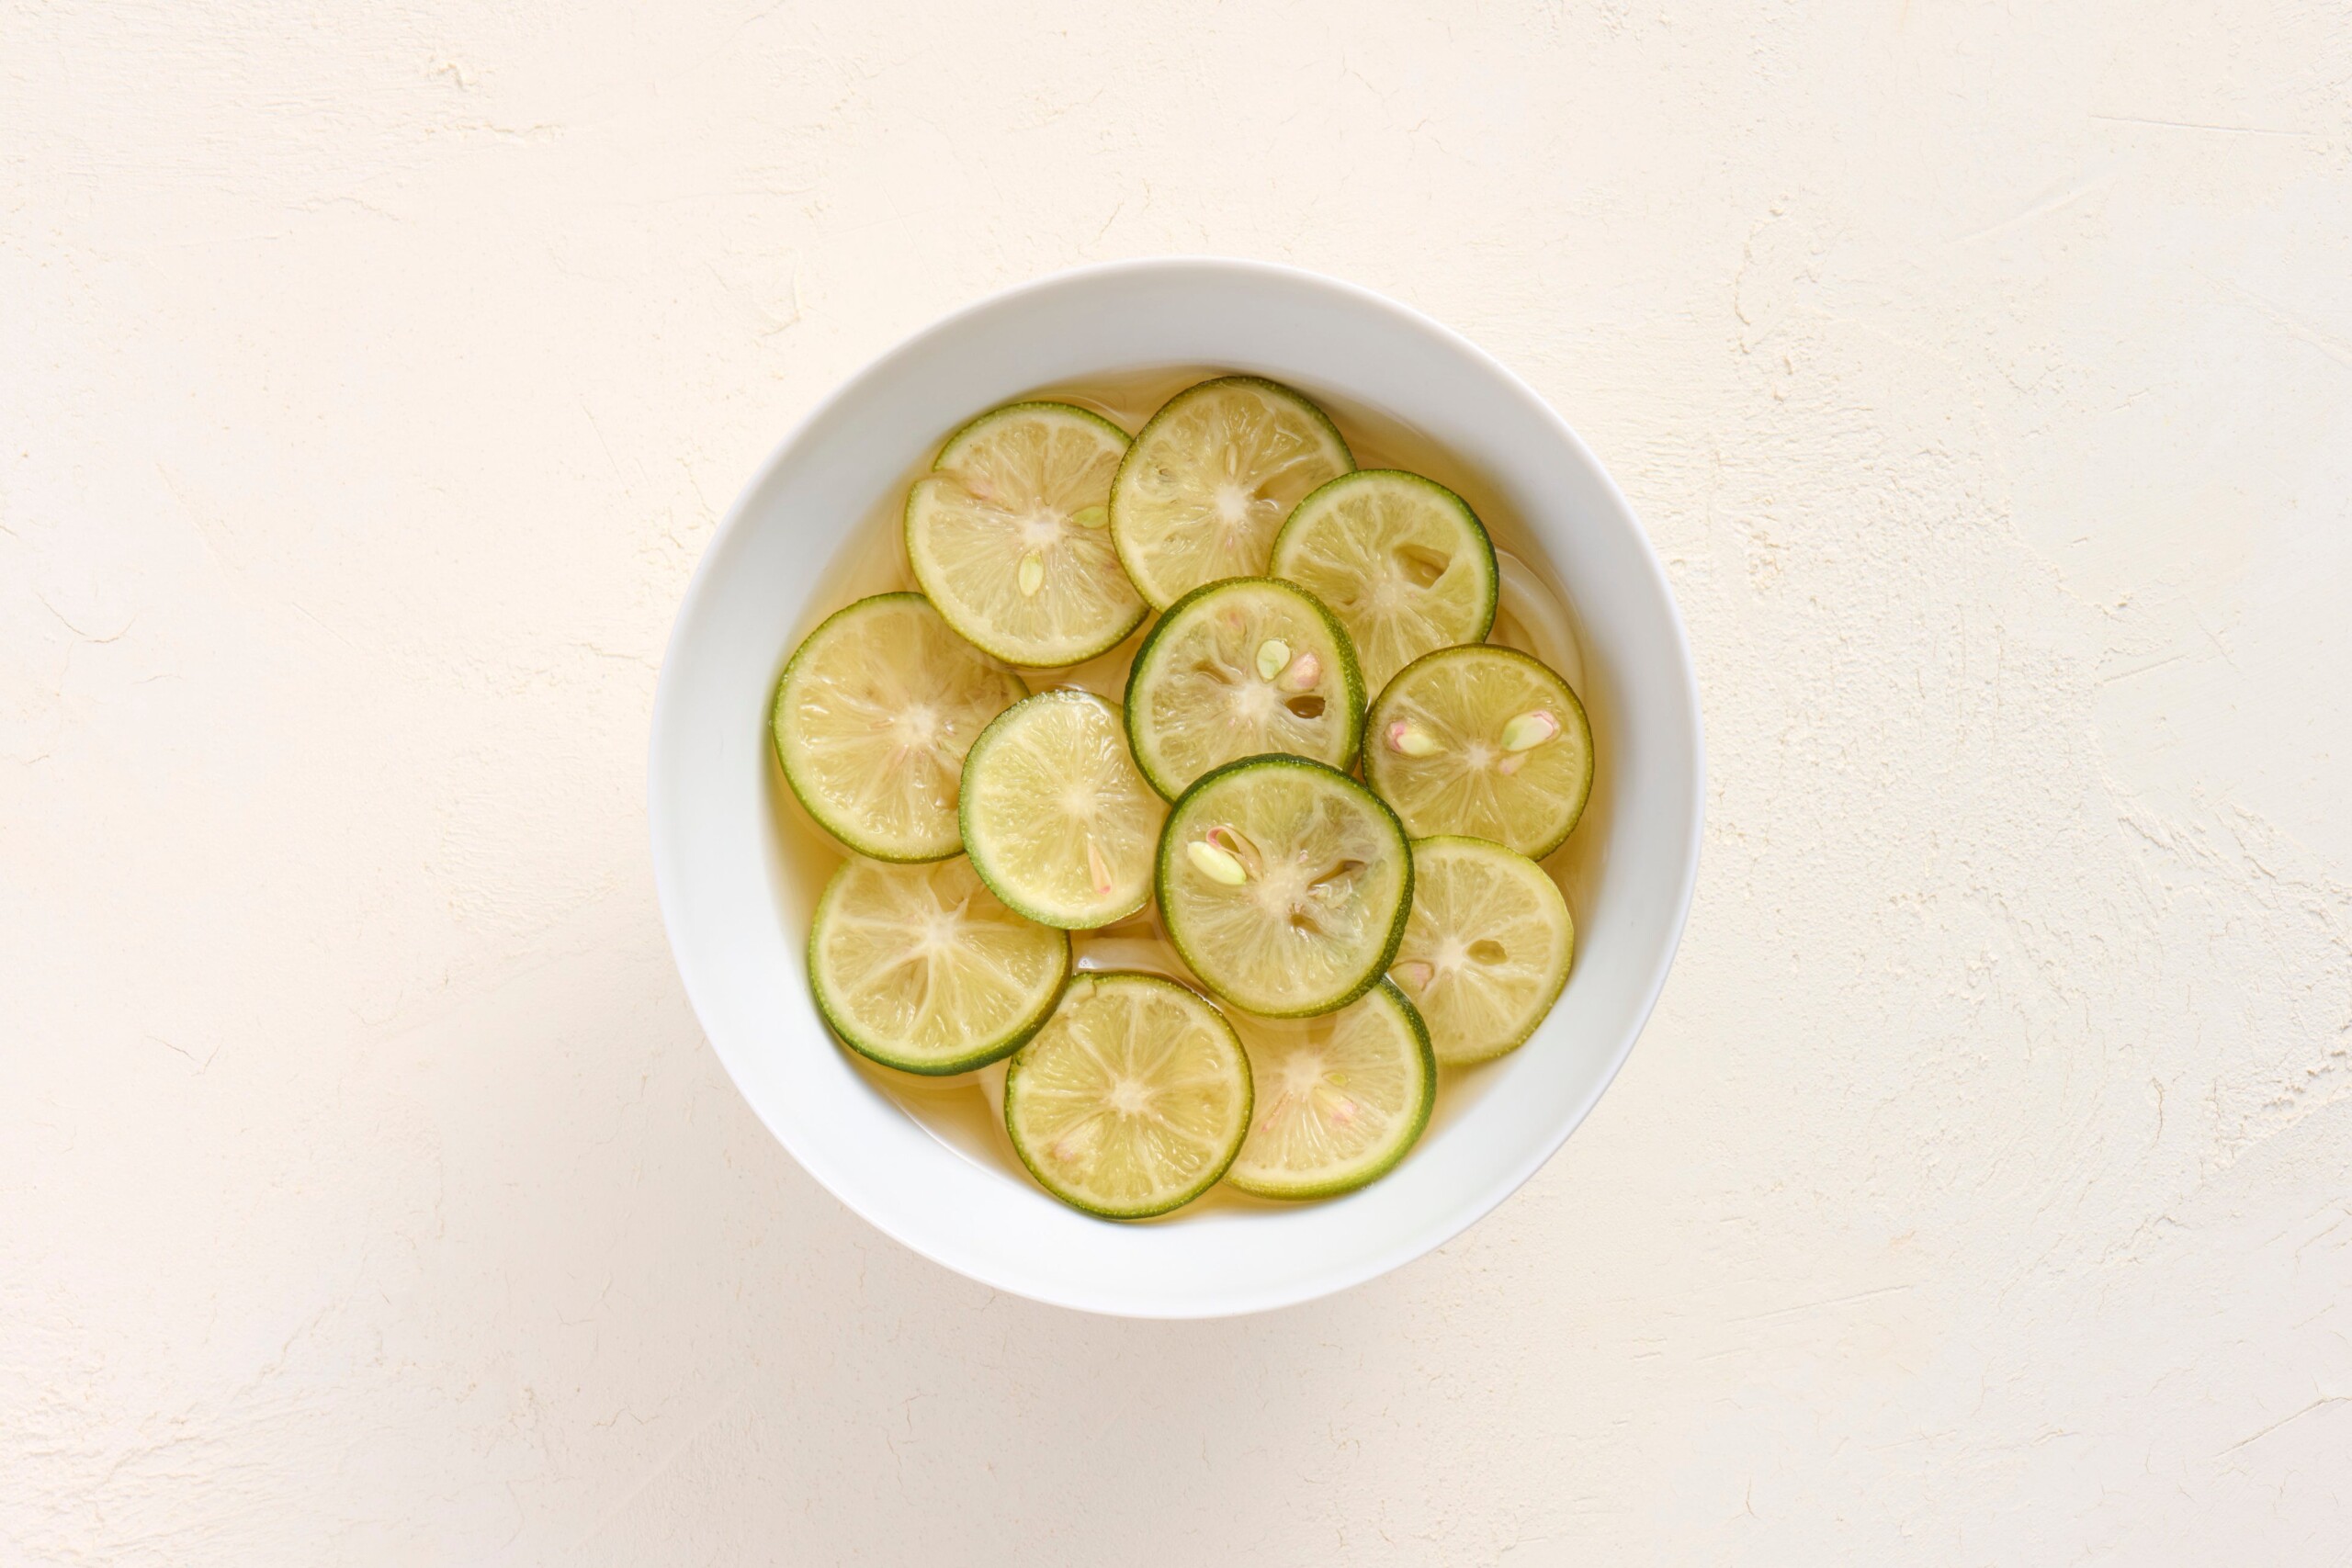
6,2,2350,1562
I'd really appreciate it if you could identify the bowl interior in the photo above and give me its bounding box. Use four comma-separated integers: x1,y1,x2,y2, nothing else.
650,260,1702,1317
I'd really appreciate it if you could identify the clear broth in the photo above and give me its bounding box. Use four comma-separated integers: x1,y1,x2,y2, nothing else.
767,367,1604,1215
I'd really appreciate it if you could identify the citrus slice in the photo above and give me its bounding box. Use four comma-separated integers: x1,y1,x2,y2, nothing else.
1157,755,1412,1018
958,690,1166,930
808,856,1071,1075
1109,377,1353,608
1121,577,1366,800
773,592,1027,861
1269,469,1498,693
1388,836,1574,1065
906,401,1144,666
1224,978,1434,1199
1003,972,1252,1218
1363,644,1594,859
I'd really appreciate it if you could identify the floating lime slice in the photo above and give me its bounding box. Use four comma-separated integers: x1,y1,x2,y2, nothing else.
1109,377,1352,608
808,856,1070,1074
1388,836,1573,1065
906,401,1144,666
1122,576,1365,800
1003,972,1252,1218
959,690,1165,929
1224,978,1434,1199
1157,755,1412,1018
1270,468,1497,693
1363,644,1593,859
773,592,1026,861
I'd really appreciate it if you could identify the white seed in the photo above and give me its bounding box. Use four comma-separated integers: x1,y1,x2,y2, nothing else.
1069,503,1108,529
1255,638,1292,682
1385,719,1442,758
1017,551,1046,596
1087,837,1114,896
1500,710,1560,752
1204,824,1262,876
1277,652,1321,693
1187,840,1249,886
1391,960,1434,990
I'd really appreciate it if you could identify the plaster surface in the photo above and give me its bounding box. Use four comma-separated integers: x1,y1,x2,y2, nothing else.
4,2,2349,1562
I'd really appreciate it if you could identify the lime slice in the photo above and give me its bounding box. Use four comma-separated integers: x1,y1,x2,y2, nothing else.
906,401,1145,667
808,856,1071,1075
1122,577,1367,800
1270,469,1498,693
1363,645,1594,859
1003,972,1252,1218
1224,978,1434,1199
959,690,1166,930
1388,837,1573,1065
1157,755,1412,1018
774,593,1027,861
1109,377,1353,608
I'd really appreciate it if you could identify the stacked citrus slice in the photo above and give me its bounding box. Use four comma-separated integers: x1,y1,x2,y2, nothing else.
1110,377,1352,607
1123,577,1364,798
908,402,1143,667
1271,469,1497,693
768,377,1600,1224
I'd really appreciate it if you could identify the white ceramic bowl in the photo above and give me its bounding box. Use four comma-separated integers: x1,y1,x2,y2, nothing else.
650,259,1702,1317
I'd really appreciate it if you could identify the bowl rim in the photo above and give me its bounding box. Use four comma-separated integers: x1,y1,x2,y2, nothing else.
649,255,1705,1316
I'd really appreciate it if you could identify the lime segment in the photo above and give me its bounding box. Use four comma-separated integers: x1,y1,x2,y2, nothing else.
1110,377,1352,608
1225,978,1434,1198
1003,973,1252,1218
1363,644,1593,859
1270,469,1498,693
808,856,1071,1075
773,593,1026,861
1388,836,1574,1065
1122,577,1366,800
1157,756,1412,1019
959,690,1166,929
907,401,1144,666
